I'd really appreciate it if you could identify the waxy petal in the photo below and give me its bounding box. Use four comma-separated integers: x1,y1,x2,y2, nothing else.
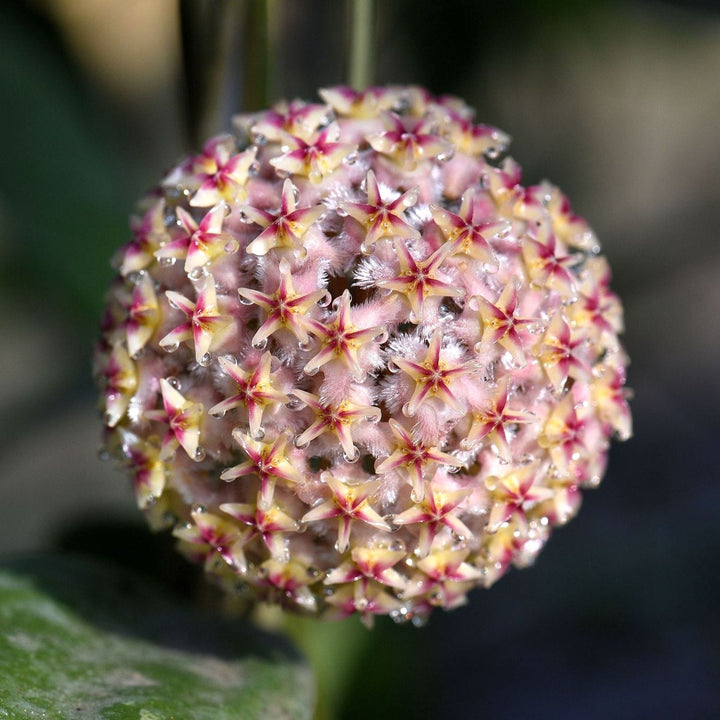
244,179,325,256
392,329,470,416
159,378,203,460
339,170,421,253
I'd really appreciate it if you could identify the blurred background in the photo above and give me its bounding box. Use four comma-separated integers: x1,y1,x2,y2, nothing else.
1,0,718,718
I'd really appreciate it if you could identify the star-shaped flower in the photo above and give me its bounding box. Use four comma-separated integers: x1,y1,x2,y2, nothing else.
122,199,169,275
172,519,222,570
325,577,403,627
220,430,303,509
533,314,590,392
430,187,507,268
247,99,331,143
270,123,356,184
376,240,465,322
290,389,381,461
174,507,250,571
392,483,472,557
485,159,523,209
392,329,470,416
471,283,536,365
238,259,327,347
100,341,137,427
156,204,234,274
254,558,318,612
479,521,526,587
544,185,597,251
484,462,553,533
568,280,624,346
415,546,483,583
319,86,401,120
462,380,536,459
522,220,578,298
325,544,407,591
339,170,420,254
209,352,289,438
118,429,166,510
144,378,204,461
241,179,325,257
189,137,257,207
301,472,389,553
221,493,300,559
160,275,229,364
375,419,462,502
409,578,475,611
440,110,510,158
515,183,596,251
590,363,632,441
303,289,384,380
529,476,582,528
367,112,454,170
538,395,588,472
125,272,160,357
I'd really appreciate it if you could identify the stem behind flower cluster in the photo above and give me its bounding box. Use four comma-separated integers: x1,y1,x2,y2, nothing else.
180,0,375,147
242,0,277,111
348,0,375,90
179,0,236,147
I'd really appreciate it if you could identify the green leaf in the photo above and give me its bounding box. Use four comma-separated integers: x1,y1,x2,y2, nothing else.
0,5,139,329
0,555,314,720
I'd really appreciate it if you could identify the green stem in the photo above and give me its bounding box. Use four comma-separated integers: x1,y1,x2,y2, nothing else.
284,614,371,720
179,0,236,148
348,0,374,90
242,0,275,110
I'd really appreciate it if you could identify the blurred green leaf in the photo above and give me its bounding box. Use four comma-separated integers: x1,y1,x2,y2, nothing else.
0,4,134,329
0,555,314,719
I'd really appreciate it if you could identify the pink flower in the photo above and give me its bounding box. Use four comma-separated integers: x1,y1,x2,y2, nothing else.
96,85,631,626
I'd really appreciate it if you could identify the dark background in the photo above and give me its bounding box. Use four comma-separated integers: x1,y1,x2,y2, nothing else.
1,1,718,718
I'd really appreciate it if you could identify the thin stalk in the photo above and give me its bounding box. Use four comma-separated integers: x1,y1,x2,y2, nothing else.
179,0,236,148
348,0,374,90
242,0,276,110
284,613,371,720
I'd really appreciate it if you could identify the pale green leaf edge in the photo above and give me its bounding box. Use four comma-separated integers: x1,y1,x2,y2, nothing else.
0,555,314,720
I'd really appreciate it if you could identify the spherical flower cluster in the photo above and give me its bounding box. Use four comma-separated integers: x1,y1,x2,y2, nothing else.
95,85,631,625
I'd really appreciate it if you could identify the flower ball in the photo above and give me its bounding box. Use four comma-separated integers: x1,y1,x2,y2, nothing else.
96,86,631,625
